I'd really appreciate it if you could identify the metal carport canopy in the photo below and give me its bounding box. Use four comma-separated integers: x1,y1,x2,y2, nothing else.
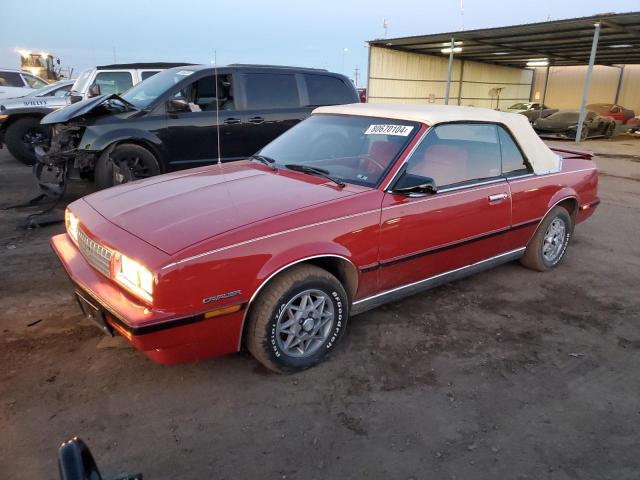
369,12,640,143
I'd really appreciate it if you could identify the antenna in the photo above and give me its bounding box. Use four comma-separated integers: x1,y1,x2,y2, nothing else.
214,51,221,165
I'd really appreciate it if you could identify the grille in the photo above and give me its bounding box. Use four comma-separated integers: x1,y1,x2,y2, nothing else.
78,228,113,277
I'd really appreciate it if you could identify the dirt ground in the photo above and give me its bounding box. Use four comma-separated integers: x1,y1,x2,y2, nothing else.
1,136,639,480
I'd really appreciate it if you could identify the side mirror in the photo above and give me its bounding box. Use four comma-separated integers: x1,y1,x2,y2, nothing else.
58,437,102,480
69,94,83,104
88,84,101,98
58,437,142,480
392,172,437,197
166,98,191,114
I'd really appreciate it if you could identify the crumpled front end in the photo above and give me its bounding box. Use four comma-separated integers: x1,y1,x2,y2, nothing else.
34,123,97,197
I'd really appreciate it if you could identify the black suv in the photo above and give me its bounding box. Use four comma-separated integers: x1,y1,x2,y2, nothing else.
36,64,358,192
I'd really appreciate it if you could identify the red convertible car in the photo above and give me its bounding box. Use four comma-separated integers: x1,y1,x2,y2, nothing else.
51,104,599,372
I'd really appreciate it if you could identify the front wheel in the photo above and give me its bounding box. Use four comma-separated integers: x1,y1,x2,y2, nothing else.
605,122,615,138
94,143,160,189
520,206,572,272
4,117,48,165
246,265,349,373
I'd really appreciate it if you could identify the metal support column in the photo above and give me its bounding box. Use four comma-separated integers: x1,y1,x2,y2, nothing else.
576,23,601,144
614,65,625,104
444,37,455,105
457,60,465,105
539,64,550,120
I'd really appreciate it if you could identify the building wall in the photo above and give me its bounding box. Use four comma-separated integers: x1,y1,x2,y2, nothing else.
531,65,640,112
367,46,533,109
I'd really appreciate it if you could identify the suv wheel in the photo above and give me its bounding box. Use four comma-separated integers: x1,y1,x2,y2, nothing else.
246,265,349,373
4,117,48,165
95,143,160,189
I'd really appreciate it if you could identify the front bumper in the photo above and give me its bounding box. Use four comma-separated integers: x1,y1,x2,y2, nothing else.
50,233,244,364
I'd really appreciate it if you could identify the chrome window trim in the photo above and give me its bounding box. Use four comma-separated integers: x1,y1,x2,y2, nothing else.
437,177,506,193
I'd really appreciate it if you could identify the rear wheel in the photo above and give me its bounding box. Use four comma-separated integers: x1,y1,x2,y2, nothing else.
605,122,615,138
580,127,589,142
246,265,349,373
94,143,160,189
520,206,572,272
4,117,48,165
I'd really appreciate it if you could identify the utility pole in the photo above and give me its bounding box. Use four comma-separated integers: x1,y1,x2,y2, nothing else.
383,19,388,38
354,66,360,87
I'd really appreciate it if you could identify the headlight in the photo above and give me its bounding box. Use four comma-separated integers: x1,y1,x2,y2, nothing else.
65,209,79,244
112,252,154,303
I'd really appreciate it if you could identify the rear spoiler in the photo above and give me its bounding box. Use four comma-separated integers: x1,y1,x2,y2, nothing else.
549,146,593,160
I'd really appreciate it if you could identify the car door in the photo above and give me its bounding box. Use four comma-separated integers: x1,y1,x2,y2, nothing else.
238,72,306,155
0,71,31,98
161,72,245,168
89,70,134,97
377,123,511,292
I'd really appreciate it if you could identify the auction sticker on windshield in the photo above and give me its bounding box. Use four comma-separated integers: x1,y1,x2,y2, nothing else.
365,124,414,136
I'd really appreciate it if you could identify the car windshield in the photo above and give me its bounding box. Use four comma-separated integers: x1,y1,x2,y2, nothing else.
258,114,420,188
71,68,92,94
121,69,194,108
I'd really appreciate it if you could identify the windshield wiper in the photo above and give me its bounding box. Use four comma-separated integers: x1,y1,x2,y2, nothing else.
284,163,346,188
250,154,277,170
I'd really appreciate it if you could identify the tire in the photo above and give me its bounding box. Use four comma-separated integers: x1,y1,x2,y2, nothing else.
246,264,349,373
605,122,615,138
580,127,589,142
4,117,47,165
520,206,572,272
94,143,160,189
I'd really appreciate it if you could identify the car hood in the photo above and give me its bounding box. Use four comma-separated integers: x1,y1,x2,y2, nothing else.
41,94,135,124
82,161,365,255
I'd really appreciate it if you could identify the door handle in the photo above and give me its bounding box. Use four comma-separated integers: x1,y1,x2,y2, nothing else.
223,118,241,125
248,116,265,124
488,193,508,202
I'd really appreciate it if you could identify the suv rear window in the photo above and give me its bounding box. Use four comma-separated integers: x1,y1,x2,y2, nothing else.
93,72,133,95
304,74,353,106
244,73,299,109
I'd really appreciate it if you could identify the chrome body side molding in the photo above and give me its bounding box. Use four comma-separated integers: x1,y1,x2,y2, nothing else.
350,247,526,316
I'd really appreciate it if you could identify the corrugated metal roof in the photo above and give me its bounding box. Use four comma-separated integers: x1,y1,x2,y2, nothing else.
369,12,640,67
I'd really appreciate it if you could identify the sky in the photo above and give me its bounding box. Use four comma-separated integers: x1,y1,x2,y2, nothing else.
1,0,639,86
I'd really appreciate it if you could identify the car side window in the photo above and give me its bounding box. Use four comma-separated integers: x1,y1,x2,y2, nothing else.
173,74,235,112
586,111,596,121
497,126,530,176
244,73,299,110
141,71,159,81
406,123,501,189
92,72,133,95
304,74,353,106
0,71,25,87
52,84,72,97
22,74,47,89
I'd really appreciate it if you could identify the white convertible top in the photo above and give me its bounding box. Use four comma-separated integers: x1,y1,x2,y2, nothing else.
313,103,561,174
